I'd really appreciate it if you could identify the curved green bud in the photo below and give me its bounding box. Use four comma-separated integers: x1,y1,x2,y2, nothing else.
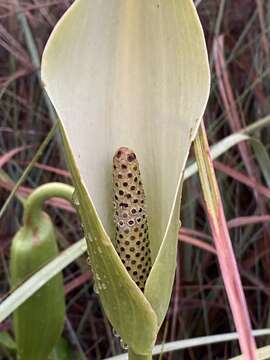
10,188,66,360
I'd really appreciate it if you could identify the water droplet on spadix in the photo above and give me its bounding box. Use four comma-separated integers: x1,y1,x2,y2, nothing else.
72,191,80,207
112,328,120,337
93,283,99,294
120,338,128,350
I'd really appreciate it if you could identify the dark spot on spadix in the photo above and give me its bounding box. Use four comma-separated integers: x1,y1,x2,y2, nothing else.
127,153,136,162
119,202,128,208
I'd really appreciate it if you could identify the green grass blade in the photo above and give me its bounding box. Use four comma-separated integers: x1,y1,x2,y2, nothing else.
0,239,87,323
105,330,270,360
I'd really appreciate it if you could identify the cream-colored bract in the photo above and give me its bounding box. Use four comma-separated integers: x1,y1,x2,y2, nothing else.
41,0,210,355
41,0,210,258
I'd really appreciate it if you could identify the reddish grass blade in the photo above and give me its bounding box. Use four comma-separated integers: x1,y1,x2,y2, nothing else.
180,227,211,241
194,122,257,360
213,35,259,189
65,272,91,295
0,68,29,88
213,37,270,273
214,160,270,200
228,215,270,229
0,23,31,67
0,145,34,168
45,197,75,213
179,213,270,254
20,161,71,178
0,178,75,213
255,0,270,58
179,233,216,255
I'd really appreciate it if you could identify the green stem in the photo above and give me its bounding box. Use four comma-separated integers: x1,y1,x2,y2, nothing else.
23,182,74,226
128,349,152,360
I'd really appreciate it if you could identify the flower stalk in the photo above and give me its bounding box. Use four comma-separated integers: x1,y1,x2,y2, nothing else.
23,182,74,226
128,349,152,360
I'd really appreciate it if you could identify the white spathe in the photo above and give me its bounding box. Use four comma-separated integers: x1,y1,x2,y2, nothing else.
41,0,210,260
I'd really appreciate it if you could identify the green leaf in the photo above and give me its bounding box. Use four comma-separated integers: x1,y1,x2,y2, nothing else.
0,239,86,323
49,337,72,360
184,133,250,179
251,138,270,188
0,332,17,355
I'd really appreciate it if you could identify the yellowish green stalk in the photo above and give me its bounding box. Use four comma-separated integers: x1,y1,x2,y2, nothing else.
128,349,152,360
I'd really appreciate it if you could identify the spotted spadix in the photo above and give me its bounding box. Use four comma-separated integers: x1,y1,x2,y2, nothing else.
113,147,152,292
